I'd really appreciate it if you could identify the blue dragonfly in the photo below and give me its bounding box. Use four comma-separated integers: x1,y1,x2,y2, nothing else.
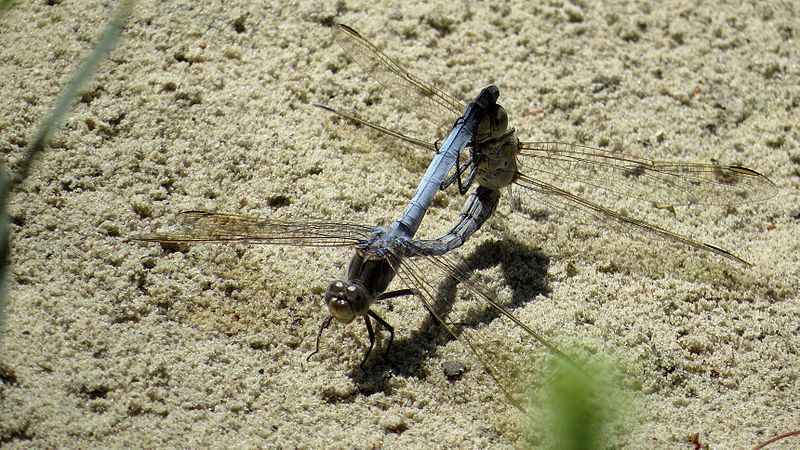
320,24,778,266
134,81,562,412
136,24,776,414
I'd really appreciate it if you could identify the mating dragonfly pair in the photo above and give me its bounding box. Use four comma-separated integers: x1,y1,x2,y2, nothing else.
136,24,777,412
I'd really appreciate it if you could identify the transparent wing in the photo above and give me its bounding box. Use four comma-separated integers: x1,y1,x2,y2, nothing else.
518,141,778,206
314,104,436,152
395,248,577,413
132,211,375,248
332,24,464,126
513,174,753,266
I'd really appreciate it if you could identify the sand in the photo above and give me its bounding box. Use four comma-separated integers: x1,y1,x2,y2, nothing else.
1,0,798,448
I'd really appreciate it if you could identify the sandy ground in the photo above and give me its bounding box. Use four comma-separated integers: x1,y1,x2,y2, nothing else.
1,0,798,448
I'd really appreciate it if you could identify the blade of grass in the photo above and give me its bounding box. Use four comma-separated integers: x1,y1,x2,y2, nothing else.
0,0,16,334
2,0,135,203
0,0,16,13
0,0,135,338
0,168,9,335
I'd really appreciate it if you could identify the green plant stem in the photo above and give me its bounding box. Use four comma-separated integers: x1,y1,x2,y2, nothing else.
0,0,135,336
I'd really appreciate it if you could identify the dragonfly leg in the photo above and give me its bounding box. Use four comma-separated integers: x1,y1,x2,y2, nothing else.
359,309,399,369
377,288,417,300
440,148,479,194
352,289,418,368
460,163,479,194
360,314,376,369
439,150,461,191
367,310,395,360
307,315,334,362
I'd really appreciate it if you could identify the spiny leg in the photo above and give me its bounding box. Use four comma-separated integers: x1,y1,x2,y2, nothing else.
459,162,479,194
377,288,417,300
440,148,479,194
357,289,416,368
368,310,395,360
380,288,442,327
307,315,333,362
369,288,417,364
360,314,376,369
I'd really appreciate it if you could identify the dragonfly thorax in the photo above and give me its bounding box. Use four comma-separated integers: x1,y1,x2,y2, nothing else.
475,103,509,143
475,133,519,190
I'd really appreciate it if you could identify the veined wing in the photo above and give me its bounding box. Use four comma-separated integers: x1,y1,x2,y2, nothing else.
513,174,753,266
315,104,436,152
519,141,778,206
395,248,578,413
132,211,375,248
333,24,464,125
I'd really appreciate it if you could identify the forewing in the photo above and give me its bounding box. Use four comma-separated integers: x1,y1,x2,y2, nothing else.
333,24,464,127
133,211,374,248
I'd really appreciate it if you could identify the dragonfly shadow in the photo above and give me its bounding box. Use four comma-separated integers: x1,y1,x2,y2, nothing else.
348,238,550,391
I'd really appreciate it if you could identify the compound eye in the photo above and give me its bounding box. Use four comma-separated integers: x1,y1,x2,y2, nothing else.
490,105,508,138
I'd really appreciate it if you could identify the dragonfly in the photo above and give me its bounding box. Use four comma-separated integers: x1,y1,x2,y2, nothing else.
134,79,562,412
321,24,778,266
135,23,777,414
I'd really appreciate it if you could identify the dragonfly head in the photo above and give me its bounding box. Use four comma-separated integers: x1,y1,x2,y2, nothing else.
324,280,370,324
476,103,508,142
